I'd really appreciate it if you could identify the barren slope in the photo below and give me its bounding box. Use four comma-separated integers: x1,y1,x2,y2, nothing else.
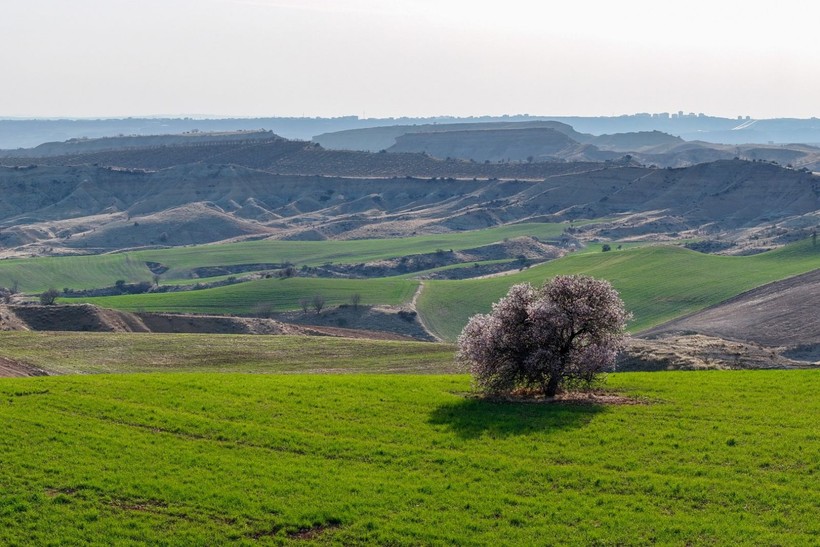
0,158,816,256
642,268,820,361
0,304,434,341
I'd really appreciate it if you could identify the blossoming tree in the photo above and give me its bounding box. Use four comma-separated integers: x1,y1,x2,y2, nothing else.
457,275,631,397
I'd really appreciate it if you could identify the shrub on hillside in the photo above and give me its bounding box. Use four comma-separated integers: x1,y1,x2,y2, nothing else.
40,288,61,306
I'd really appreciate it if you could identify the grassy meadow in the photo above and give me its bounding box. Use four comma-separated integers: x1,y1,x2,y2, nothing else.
417,238,820,340
0,332,456,375
54,239,819,335
1,370,817,545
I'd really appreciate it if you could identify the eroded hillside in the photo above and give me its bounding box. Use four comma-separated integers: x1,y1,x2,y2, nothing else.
0,157,817,256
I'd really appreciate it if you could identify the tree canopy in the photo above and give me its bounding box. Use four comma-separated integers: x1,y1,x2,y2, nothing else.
457,275,631,397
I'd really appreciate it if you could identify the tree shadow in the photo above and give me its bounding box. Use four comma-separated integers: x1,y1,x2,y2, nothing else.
428,396,605,440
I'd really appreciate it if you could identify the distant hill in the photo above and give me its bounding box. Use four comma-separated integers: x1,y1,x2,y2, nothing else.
314,121,820,169
0,133,610,179
0,130,276,158
3,114,820,151
314,121,591,152
591,130,684,152
387,127,611,163
382,133,820,171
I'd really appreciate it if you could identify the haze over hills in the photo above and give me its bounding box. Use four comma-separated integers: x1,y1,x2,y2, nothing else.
3,113,820,151
9,122,820,172
317,122,820,170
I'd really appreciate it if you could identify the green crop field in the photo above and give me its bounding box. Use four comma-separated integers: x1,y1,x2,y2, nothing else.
0,222,570,293
57,238,820,333
0,332,456,375
68,277,419,314
417,238,820,341
0,370,817,545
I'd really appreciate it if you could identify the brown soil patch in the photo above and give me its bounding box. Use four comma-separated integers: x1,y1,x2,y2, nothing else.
0,356,49,377
136,312,301,336
109,498,168,512
275,304,436,341
473,389,648,406
287,522,342,541
642,269,820,359
0,304,31,331
620,335,815,371
2,303,433,342
9,304,150,333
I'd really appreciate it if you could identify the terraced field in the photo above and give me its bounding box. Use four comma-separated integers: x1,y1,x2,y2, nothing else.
0,222,569,292
73,277,419,315
57,238,820,337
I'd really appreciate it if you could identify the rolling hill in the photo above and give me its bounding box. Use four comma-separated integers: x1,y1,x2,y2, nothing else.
316,120,820,170
415,239,820,341
642,268,820,361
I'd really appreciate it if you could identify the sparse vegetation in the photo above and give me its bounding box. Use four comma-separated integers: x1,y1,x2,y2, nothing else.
253,302,273,318
39,288,60,305
311,294,326,315
0,332,455,375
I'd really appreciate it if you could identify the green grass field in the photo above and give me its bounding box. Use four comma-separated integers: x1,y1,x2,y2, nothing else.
418,238,820,340
68,276,419,314
0,222,570,293
58,238,820,334
0,332,456,375
1,370,817,544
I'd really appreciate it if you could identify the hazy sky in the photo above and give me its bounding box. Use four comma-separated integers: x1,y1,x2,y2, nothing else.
3,0,819,119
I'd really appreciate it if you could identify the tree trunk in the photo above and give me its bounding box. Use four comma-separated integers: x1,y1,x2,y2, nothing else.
544,374,560,398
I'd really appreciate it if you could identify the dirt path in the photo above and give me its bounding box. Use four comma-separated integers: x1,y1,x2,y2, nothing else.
410,282,442,342
470,268,525,280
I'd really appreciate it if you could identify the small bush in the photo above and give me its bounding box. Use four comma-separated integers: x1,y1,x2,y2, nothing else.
40,288,61,305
